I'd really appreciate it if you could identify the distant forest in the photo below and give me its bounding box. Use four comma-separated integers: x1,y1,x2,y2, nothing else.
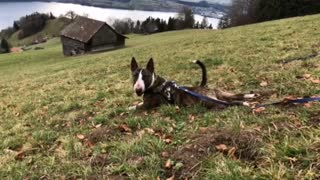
112,7,213,35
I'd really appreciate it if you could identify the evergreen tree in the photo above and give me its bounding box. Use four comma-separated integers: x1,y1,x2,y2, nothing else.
13,21,19,31
0,38,11,53
178,7,195,29
194,21,200,29
134,20,141,33
167,17,176,31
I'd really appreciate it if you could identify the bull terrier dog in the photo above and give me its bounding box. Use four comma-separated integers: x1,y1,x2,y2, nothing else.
129,57,257,110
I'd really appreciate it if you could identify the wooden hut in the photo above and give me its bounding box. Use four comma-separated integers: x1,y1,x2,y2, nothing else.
60,16,127,56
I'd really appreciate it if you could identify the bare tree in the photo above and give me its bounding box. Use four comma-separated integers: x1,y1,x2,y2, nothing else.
200,17,208,29
65,11,77,20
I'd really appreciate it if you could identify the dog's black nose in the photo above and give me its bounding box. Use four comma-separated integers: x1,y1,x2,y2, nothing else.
136,89,143,96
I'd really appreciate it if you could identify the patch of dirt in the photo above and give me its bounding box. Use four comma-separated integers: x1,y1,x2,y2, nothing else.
75,111,95,126
90,154,110,167
66,175,130,180
307,112,320,127
105,175,130,180
168,128,263,179
87,127,117,144
281,52,319,64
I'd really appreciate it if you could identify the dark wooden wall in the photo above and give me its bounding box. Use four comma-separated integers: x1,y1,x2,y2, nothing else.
61,36,85,56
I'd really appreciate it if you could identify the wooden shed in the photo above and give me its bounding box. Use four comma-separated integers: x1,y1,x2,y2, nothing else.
60,16,127,56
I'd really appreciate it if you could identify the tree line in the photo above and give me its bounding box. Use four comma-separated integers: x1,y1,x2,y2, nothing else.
0,12,55,40
219,0,320,29
112,7,213,35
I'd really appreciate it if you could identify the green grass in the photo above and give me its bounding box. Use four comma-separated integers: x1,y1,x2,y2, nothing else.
0,14,320,179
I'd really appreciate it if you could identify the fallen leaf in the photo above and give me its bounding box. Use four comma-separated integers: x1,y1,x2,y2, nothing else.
310,78,320,84
303,74,312,79
166,176,175,180
172,123,177,129
253,107,266,113
15,151,26,161
228,147,237,160
85,140,95,149
294,119,302,126
76,134,85,140
199,127,209,133
164,138,172,144
260,81,268,87
95,124,102,128
144,128,155,134
253,126,262,132
165,159,172,169
189,115,196,123
137,130,145,137
23,176,32,180
216,144,228,152
118,124,132,133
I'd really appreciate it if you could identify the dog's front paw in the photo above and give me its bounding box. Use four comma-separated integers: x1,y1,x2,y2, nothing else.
128,105,137,111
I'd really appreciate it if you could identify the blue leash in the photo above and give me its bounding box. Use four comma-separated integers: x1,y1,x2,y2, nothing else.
178,86,320,109
256,97,320,108
178,87,233,107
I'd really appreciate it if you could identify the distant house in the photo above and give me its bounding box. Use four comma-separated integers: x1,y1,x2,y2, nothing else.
60,16,127,56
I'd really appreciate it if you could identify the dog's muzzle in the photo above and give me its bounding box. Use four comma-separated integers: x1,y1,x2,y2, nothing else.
135,89,144,96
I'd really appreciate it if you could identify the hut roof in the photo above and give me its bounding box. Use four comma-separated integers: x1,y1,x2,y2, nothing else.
61,16,127,43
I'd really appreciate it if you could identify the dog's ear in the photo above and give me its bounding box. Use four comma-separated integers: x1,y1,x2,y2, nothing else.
146,58,154,73
131,57,139,72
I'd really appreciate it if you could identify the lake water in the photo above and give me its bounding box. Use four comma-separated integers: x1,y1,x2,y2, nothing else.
0,2,220,31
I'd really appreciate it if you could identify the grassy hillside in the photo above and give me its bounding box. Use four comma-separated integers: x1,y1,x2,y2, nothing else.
0,14,320,179
8,17,70,47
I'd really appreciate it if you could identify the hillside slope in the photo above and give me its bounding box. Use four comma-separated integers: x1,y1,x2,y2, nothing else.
9,17,71,46
0,14,319,179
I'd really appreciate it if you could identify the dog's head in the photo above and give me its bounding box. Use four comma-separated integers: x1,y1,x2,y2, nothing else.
131,57,156,96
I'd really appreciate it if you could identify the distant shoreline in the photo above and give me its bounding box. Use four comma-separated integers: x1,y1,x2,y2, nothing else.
0,0,227,18
0,0,182,13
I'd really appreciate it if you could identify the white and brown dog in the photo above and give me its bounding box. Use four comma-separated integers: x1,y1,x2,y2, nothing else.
130,57,257,110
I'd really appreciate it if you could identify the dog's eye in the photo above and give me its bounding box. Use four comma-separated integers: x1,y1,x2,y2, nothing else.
133,71,139,76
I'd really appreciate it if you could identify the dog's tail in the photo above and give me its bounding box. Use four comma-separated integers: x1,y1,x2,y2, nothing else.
193,60,207,87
